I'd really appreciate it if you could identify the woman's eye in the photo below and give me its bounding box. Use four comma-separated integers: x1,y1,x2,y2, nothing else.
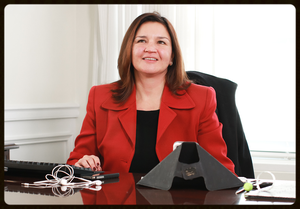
137,39,146,43
158,41,166,45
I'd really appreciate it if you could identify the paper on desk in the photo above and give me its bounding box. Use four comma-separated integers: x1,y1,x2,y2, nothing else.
245,180,295,200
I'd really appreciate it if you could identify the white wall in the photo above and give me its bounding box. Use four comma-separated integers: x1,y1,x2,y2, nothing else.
4,5,97,162
5,5,77,105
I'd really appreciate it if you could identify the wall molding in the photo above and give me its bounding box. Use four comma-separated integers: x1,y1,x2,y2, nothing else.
5,104,80,122
250,151,295,161
251,151,295,180
5,133,72,145
4,104,80,162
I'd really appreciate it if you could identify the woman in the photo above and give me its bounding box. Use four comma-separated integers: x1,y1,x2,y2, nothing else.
67,12,236,175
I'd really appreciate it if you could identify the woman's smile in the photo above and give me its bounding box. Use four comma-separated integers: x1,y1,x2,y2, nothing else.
132,22,173,76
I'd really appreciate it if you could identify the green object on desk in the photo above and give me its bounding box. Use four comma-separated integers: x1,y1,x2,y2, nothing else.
243,182,253,191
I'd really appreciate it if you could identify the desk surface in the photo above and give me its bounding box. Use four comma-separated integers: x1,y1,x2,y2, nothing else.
4,173,295,205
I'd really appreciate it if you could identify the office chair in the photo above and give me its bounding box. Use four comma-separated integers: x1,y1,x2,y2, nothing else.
186,71,255,178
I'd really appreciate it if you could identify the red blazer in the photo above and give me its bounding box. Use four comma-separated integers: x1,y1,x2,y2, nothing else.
67,83,236,175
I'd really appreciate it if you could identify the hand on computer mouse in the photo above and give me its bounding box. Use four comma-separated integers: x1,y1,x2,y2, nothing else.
75,155,102,171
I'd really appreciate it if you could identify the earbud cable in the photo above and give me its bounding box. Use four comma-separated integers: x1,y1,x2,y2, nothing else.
21,164,102,196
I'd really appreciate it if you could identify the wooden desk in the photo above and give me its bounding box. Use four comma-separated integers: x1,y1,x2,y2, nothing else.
4,173,295,205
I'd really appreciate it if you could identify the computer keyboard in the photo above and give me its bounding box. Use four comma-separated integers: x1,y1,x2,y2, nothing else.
4,159,103,177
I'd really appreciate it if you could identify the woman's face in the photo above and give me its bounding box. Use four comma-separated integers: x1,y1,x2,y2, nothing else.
132,22,173,77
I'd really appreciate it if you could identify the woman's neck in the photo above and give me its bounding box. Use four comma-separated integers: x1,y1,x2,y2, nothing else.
135,73,165,111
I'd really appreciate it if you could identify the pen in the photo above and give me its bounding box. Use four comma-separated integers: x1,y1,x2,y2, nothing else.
4,180,21,183
235,186,245,194
235,182,273,194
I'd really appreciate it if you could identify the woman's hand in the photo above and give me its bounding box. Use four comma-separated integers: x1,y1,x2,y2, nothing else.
75,155,102,171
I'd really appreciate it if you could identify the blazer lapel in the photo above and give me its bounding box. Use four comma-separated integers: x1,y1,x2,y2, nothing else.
101,86,137,146
157,102,177,144
157,85,196,144
118,104,136,146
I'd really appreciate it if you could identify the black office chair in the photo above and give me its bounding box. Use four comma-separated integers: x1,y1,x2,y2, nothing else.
186,71,255,178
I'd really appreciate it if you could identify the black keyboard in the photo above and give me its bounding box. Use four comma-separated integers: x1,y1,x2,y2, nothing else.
4,159,103,177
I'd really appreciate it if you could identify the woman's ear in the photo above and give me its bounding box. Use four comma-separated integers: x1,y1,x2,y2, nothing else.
170,53,174,66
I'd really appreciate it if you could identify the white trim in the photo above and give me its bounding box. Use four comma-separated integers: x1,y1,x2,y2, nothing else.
5,132,72,145
5,138,69,146
252,159,295,173
5,133,73,161
251,151,295,172
5,104,80,121
250,151,295,180
4,105,80,162
250,151,295,160
5,103,80,110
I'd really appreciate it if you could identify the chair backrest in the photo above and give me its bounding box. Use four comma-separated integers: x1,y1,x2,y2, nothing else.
186,71,254,178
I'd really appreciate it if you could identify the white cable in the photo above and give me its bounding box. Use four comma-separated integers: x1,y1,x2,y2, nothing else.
256,171,275,191
21,164,102,196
